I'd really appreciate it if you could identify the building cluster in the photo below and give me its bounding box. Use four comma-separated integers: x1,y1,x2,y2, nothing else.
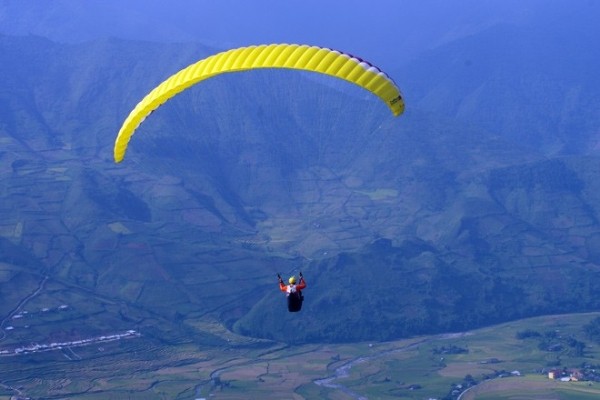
546,367,600,382
0,330,139,356
5,304,70,331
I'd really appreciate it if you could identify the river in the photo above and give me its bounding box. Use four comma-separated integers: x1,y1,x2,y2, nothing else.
313,332,469,399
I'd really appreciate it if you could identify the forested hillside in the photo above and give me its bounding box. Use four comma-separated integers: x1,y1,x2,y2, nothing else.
1,27,600,344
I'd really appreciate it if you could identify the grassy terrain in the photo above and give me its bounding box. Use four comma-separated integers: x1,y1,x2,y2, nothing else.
462,377,600,400
3,35,600,399
3,312,600,399
5,36,600,347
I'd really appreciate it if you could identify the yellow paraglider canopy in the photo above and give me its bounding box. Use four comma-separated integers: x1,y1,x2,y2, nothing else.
113,43,405,163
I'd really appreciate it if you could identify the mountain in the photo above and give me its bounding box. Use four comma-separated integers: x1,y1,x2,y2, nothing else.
1,25,600,347
0,0,570,70
397,2,600,155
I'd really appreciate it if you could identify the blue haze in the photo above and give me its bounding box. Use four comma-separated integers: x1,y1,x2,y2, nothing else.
2,0,600,344
0,0,577,70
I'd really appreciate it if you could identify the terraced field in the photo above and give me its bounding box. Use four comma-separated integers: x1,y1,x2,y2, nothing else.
4,312,600,399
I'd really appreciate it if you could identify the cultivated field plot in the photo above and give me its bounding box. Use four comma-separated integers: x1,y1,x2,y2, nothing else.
3,312,600,399
461,376,600,400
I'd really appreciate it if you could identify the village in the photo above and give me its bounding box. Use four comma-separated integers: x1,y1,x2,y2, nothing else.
0,330,140,356
1,303,140,356
431,339,600,400
546,365,600,383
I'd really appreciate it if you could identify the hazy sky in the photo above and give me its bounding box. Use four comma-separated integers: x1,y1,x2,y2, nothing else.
0,0,559,70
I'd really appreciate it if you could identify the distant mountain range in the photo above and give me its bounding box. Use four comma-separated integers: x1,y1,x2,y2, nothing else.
2,19,600,344
397,13,600,156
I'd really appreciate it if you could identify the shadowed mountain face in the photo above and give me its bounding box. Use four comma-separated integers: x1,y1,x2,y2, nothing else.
2,28,600,344
397,6,600,155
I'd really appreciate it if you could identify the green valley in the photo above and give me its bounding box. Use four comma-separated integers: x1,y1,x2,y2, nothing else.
4,313,600,399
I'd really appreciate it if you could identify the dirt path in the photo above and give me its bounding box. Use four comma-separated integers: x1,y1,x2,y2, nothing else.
0,275,48,341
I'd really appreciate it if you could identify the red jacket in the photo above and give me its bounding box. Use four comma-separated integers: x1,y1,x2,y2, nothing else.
280,277,306,294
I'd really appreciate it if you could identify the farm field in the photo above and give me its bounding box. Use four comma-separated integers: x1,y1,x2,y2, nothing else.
3,312,600,399
461,376,600,400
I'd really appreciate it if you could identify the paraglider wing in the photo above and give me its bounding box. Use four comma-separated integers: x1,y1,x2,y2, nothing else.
113,43,405,163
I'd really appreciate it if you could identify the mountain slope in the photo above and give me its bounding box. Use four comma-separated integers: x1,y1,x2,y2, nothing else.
397,5,600,155
1,34,600,345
